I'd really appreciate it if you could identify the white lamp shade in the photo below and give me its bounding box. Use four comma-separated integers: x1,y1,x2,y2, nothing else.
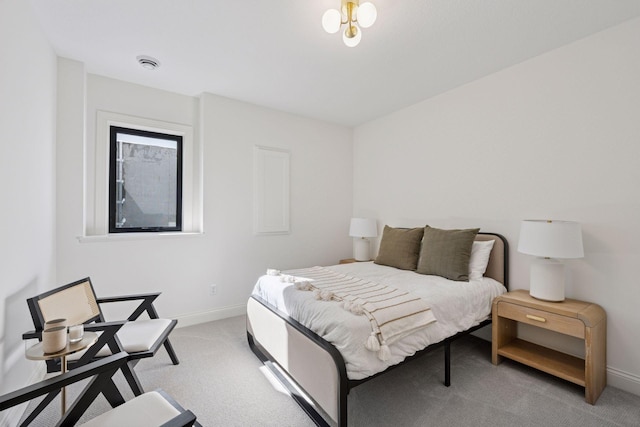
343,25,361,47
322,9,342,34
349,218,377,238
357,2,377,28
518,220,584,259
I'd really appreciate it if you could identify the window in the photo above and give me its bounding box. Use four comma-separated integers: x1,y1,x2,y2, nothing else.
108,126,182,233
85,111,200,240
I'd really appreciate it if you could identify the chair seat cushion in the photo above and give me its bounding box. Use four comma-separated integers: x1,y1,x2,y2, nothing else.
67,319,173,360
79,391,181,427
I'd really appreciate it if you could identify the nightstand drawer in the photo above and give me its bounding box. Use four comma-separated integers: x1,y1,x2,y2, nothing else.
497,302,585,339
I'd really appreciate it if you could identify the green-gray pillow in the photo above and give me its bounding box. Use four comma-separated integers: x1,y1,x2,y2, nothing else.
374,226,425,270
416,226,480,281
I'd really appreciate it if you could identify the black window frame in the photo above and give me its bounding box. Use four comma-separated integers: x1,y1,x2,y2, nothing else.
108,126,183,233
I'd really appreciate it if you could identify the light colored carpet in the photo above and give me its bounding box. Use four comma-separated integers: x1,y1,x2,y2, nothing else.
23,315,640,426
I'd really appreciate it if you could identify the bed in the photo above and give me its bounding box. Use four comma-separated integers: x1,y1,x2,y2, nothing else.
246,228,508,426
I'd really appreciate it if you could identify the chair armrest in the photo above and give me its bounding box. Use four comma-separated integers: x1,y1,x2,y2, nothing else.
0,352,128,411
96,293,162,321
83,320,127,332
159,410,198,427
22,319,127,339
22,330,40,340
96,292,161,304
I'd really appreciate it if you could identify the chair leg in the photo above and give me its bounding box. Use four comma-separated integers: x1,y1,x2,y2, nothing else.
19,390,59,426
163,338,180,365
121,361,144,396
101,379,126,408
60,357,127,427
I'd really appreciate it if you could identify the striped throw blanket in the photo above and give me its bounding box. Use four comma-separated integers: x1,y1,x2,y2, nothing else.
283,266,437,361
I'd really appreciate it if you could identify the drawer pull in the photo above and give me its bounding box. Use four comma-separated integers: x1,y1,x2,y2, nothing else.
526,314,547,323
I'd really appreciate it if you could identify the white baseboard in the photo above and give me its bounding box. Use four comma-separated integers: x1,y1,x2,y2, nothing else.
607,366,640,397
173,304,246,328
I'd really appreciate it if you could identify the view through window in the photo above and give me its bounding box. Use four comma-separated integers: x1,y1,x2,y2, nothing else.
109,126,183,233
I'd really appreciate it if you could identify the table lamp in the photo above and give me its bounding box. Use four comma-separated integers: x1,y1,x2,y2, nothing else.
349,218,378,261
517,220,584,301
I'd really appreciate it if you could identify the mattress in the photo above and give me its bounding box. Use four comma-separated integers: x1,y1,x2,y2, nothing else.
251,261,507,380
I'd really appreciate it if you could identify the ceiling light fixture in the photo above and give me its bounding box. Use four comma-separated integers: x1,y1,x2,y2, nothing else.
136,55,160,70
322,0,377,47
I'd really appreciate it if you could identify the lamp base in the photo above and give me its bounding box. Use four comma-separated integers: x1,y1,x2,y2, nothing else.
529,258,565,302
353,238,370,262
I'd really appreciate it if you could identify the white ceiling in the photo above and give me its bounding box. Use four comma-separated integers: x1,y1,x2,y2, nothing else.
29,0,640,127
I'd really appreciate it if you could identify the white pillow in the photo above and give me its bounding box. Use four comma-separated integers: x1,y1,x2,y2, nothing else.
468,240,495,280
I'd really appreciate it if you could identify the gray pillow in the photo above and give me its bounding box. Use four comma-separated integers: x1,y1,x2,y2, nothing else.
416,226,480,281
374,226,425,270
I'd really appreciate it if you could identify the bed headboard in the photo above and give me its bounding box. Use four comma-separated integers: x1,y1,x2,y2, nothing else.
476,233,509,289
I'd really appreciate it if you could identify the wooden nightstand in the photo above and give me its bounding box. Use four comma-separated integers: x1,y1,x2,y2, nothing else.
339,258,356,264
492,290,606,404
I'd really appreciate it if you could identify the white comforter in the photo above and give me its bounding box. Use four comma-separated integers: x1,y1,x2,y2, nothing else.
251,262,506,380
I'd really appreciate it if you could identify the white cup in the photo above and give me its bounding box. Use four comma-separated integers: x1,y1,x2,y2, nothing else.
68,324,84,344
42,326,68,354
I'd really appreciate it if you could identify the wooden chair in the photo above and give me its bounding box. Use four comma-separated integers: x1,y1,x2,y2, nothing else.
23,277,179,398
0,352,198,427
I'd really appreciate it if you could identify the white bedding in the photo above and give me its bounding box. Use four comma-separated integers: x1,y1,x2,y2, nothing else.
251,262,506,380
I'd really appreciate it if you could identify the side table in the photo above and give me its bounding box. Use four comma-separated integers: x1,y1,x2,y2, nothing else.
492,290,606,404
25,331,98,413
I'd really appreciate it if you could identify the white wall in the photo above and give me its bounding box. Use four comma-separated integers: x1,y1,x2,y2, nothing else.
0,0,57,421
55,74,354,325
353,17,640,395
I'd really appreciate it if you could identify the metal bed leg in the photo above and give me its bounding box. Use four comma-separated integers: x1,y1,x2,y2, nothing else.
444,340,451,387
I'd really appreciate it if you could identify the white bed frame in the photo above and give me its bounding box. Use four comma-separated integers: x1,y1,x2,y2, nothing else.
247,233,508,426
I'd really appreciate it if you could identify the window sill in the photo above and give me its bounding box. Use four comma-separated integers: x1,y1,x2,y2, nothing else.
77,232,203,243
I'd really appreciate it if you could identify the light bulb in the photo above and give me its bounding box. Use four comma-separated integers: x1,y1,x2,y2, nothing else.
357,2,377,28
343,25,361,47
322,9,342,34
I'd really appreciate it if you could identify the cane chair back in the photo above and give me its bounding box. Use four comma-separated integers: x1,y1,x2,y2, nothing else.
27,278,102,332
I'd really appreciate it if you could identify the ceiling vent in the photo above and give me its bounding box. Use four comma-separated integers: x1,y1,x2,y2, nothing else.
136,55,160,70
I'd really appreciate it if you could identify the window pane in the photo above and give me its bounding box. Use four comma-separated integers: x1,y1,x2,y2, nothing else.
109,127,182,233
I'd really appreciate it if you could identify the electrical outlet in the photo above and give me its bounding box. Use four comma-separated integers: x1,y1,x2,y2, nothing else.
209,284,217,296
